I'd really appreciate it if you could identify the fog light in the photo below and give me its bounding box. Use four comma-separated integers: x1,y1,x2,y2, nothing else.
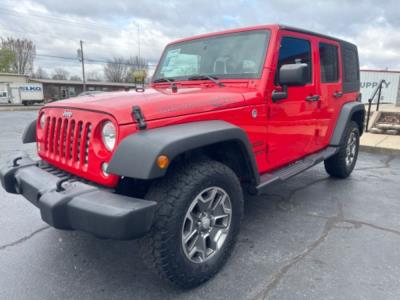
102,162,109,177
157,155,169,169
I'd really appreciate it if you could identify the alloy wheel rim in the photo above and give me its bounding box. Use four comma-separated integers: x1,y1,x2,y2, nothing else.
345,130,357,167
181,186,232,263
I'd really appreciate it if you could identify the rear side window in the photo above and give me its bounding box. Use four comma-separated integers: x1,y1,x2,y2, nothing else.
340,42,360,93
277,37,312,83
343,48,359,82
319,43,339,82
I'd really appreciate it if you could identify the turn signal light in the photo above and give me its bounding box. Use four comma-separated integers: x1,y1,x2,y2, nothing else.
157,155,169,169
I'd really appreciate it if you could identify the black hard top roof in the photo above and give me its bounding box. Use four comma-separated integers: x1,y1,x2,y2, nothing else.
278,24,357,48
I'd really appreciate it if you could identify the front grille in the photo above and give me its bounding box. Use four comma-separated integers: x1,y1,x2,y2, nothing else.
43,116,92,167
38,160,96,187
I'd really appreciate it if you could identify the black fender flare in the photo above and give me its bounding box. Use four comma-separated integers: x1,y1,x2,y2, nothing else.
330,102,365,146
108,120,259,182
22,119,37,144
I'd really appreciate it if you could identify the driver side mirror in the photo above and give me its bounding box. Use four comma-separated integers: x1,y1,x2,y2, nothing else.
272,63,308,101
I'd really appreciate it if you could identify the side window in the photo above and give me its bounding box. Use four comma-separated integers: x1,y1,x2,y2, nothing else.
343,48,359,82
340,42,360,93
277,37,312,83
319,43,339,82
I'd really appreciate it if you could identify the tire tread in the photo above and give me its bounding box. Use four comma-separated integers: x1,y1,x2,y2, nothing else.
139,159,242,288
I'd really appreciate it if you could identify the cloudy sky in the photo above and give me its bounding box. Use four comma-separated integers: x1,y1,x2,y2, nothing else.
0,0,399,78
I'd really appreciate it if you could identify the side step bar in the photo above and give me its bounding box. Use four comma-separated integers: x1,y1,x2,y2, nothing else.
256,146,338,193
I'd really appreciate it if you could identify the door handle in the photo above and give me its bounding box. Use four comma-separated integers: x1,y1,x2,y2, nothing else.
306,95,320,102
333,91,343,98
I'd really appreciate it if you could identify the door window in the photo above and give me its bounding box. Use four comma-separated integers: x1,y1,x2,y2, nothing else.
277,37,312,83
319,43,339,82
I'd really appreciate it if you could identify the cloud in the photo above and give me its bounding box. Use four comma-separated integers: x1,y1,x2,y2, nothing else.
0,0,399,77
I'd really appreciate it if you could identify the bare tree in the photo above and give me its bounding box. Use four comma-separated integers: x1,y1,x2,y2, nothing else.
33,67,49,79
86,71,103,82
126,56,149,83
1,37,36,75
69,75,82,81
52,68,69,80
0,48,15,73
103,57,128,82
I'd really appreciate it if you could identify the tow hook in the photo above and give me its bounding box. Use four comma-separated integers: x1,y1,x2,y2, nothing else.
12,157,23,167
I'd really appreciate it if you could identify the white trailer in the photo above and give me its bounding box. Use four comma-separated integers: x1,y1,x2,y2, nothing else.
360,70,400,106
7,83,44,105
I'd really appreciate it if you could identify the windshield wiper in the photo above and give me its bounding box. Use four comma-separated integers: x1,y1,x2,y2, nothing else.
153,77,178,92
153,77,175,83
187,75,225,87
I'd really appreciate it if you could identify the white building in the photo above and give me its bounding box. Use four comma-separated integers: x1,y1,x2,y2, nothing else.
360,70,400,106
0,73,44,105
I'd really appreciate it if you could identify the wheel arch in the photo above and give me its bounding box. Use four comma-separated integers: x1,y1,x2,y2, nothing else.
108,120,260,185
22,119,37,144
330,102,365,146
351,109,365,136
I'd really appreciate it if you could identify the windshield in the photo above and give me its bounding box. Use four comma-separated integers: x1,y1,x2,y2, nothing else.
153,30,270,81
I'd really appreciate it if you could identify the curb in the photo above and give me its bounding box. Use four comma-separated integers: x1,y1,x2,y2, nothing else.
360,145,400,156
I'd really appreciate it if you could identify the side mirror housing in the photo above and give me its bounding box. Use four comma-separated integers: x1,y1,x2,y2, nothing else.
272,63,308,102
279,63,308,86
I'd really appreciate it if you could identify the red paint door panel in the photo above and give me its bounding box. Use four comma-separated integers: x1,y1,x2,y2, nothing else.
312,38,343,151
266,32,319,170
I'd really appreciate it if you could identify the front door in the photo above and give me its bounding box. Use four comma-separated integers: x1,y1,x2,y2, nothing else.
266,32,319,170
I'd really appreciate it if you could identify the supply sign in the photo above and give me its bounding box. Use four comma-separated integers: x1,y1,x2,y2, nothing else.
360,70,400,105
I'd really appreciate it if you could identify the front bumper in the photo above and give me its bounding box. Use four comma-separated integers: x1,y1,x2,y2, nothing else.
0,154,157,240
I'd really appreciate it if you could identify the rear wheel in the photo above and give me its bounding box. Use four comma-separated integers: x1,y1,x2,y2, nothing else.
324,121,360,178
140,159,243,288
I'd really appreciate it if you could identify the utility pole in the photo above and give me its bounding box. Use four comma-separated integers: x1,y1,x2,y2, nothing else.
137,24,141,64
78,40,86,92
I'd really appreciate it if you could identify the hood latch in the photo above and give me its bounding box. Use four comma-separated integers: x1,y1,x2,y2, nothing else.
132,105,147,130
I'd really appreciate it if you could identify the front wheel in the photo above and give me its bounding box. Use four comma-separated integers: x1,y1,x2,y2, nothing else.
324,121,360,178
140,159,243,288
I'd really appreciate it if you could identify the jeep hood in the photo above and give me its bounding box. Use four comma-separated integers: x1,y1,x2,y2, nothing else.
46,87,248,124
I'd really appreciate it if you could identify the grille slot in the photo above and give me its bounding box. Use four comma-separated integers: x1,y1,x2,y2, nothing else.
38,161,92,185
43,116,92,167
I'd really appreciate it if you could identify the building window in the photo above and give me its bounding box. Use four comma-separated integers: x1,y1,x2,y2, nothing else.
68,86,76,97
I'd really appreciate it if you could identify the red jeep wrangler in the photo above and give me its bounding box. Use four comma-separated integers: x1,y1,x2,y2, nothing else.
1,25,364,288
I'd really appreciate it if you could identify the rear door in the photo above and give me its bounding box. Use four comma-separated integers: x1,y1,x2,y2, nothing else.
311,38,342,150
266,32,319,170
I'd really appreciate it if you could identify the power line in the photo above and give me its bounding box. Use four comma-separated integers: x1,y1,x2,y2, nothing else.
35,54,158,66
0,22,164,62
0,21,142,51
0,7,133,37
0,24,161,64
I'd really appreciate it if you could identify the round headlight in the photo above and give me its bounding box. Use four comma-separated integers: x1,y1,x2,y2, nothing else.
101,121,116,151
39,113,46,129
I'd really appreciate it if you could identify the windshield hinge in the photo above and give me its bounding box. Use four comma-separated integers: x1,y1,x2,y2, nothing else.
132,105,147,130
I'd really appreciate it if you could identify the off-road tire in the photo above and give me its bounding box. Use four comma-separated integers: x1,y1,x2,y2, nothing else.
139,159,244,289
324,121,360,178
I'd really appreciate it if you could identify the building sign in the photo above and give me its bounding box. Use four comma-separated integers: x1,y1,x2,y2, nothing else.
360,71,400,105
19,85,42,92
360,81,391,89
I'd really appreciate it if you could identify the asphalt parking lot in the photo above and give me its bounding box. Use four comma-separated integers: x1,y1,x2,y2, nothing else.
1,111,400,300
